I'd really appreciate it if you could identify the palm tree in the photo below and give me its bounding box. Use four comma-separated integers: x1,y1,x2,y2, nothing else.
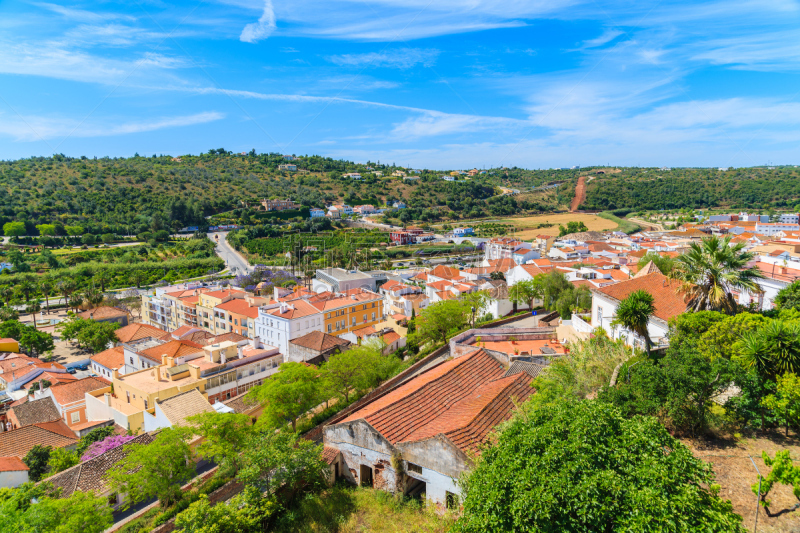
611,289,656,357
93,271,110,293
17,277,35,306
0,285,13,307
26,300,41,330
58,279,76,306
670,235,763,314
82,286,104,307
39,280,54,312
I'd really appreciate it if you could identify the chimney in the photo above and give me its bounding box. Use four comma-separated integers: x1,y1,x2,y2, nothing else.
89,313,94,319
188,365,200,379
104,392,111,406
237,345,244,358
221,351,227,364
251,336,261,349
112,369,119,380
161,354,168,366
166,356,175,368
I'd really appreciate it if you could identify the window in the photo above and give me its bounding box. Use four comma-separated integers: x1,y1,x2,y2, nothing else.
70,411,80,424
597,306,603,323
351,307,355,313
126,391,130,403
372,312,376,320
129,357,133,365
446,492,459,510
328,324,332,333
407,462,422,474
352,317,356,326
144,399,148,409
363,314,367,321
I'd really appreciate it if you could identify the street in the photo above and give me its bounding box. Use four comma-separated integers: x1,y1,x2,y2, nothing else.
208,231,253,275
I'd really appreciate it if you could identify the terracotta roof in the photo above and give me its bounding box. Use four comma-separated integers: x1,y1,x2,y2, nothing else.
381,331,401,345
171,325,197,338
265,298,323,319
429,265,461,280
634,260,662,278
114,323,169,343
0,456,28,472
594,272,688,322
156,389,215,427
49,377,110,406
0,419,78,458
203,289,246,300
290,331,351,352
139,339,204,363
201,332,248,346
352,325,377,339
0,355,42,380
78,307,127,320
183,331,214,344
341,349,530,455
321,446,340,465
487,258,517,271
9,397,60,427
381,280,402,291
426,280,453,291
222,394,260,414
91,346,125,370
215,298,260,318
47,433,155,498
436,290,455,300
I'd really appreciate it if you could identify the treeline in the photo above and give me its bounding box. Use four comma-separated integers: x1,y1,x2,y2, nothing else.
583,167,800,211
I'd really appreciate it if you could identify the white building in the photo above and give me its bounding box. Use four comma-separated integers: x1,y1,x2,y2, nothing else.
590,270,687,348
310,208,325,218
0,457,29,488
737,255,800,311
254,299,324,354
779,213,800,224
755,222,800,236
484,237,540,264
313,268,377,293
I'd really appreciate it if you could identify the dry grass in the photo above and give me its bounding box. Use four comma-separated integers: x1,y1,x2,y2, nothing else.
681,432,800,533
493,213,618,239
272,486,454,533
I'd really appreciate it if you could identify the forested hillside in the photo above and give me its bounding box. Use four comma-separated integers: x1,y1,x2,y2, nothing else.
582,166,800,211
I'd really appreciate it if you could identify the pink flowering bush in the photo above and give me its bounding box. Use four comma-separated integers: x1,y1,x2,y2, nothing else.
81,434,136,461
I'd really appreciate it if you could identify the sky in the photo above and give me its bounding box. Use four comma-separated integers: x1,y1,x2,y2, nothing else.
1,0,800,168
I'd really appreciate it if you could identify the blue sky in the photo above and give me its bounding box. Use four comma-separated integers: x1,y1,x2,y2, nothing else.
2,0,800,168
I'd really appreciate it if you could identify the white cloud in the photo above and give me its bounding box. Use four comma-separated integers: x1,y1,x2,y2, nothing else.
32,2,136,22
0,111,225,142
579,29,623,49
240,0,276,43
328,48,439,69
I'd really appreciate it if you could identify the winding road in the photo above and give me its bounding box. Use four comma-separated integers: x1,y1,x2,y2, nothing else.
208,231,253,274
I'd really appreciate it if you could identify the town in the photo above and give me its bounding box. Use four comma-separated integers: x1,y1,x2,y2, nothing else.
0,204,798,531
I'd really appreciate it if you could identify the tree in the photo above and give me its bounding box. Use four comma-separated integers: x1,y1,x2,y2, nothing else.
321,343,385,403
39,280,54,312
637,251,674,275
736,320,800,378
0,286,13,307
58,279,76,305
668,310,727,351
107,427,194,509
611,289,656,356
187,411,252,475
557,220,588,237
761,373,800,436
0,306,19,322
509,278,543,312
247,362,322,432
0,482,112,533
415,299,469,345
238,430,327,499
23,444,52,482
57,316,120,352
174,493,275,533
45,447,78,477
671,235,763,314
753,450,800,517
697,312,768,360
3,221,26,238
0,320,54,356
774,280,800,311
25,300,41,330
75,425,117,458
36,224,56,237
454,399,744,533
600,344,735,437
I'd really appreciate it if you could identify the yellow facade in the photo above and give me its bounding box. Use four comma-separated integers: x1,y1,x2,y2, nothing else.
322,297,383,335
0,338,20,352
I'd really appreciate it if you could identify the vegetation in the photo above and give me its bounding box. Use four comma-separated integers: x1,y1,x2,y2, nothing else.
57,316,120,353
454,398,745,532
247,363,322,432
753,450,800,517
0,319,54,356
597,210,641,234
0,482,112,533
557,220,588,236
611,290,656,356
670,235,763,314
637,251,673,274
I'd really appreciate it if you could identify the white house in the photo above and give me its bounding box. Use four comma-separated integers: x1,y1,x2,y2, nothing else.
737,255,800,310
142,388,215,432
590,269,687,348
0,457,29,488
755,222,800,236
254,299,324,354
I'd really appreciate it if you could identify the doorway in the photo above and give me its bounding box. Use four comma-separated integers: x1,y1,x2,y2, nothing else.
359,464,373,487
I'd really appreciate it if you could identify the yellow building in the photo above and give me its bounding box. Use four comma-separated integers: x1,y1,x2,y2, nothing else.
196,289,246,334
0,338,20,353
312,289,384,336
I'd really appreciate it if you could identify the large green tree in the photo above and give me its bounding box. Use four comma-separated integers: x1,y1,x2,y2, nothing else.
107,427,194,509
454,399,745,532
187,411,253,475
247,362,322,432
670,235,763,314
415,299,470,345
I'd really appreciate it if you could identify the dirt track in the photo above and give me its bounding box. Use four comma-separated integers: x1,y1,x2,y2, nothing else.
570,176,587,212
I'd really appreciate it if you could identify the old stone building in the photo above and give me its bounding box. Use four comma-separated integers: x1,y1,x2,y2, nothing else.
323,348,534,508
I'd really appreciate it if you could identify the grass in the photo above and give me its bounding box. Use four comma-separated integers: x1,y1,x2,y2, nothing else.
597,211,641,234
272,485,454,533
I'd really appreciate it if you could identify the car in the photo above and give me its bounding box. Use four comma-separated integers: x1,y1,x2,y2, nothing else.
76,364,89,371
66,368,77,374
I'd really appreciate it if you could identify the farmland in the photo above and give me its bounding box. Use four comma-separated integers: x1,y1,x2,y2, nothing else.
436,213,620,239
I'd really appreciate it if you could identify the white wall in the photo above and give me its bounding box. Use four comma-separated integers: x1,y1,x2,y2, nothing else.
142,405,172,432
0,470,28,488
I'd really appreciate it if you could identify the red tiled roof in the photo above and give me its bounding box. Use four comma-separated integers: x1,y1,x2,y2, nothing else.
171,325,197,338
594,272,688,322
265,299,322,319
203,289,246,300
429,265,461,280
216,298,259,319
49,377,110,406
289,331,351,352
201,332,248,346
341,349,531,454
321,446,340,465
352,325,376,339
0,456,28,472
9,397,60,426
139,339,204,363
78,307,127,320
0,419,78,458
91,346,125,370
381,331,401,345
436,290,454,300
115,323,169,343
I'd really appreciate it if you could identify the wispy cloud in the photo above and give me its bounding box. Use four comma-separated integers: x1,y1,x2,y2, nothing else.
32,2,136,22
579,29,623,49
240,0,276,43
0,111,225,142
328,48,439,69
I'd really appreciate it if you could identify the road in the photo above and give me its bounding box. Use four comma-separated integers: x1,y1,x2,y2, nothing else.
208,231,253,275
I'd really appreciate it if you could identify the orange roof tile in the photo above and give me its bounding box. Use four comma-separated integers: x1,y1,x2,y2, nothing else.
115,323,169,343
594,272,688,322
0,456,28,472
91,346,125,370
0,420,78,458
215,298,259,318
78,307,127,320
139,339,204,363
49,377,110,406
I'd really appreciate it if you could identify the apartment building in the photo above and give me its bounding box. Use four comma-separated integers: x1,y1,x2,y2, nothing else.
255,299,324,354
314,289,384,336
196,289,246,334
379,280,428,317
484,237,540,264
313,268,377,293
214,298,259,338
140,282,215,330
261,198,300,211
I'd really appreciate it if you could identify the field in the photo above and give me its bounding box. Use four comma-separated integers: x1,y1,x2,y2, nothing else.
451,213,619,239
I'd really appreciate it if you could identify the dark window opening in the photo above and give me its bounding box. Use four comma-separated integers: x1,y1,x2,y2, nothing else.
407,462,422,474
446,491,459,510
